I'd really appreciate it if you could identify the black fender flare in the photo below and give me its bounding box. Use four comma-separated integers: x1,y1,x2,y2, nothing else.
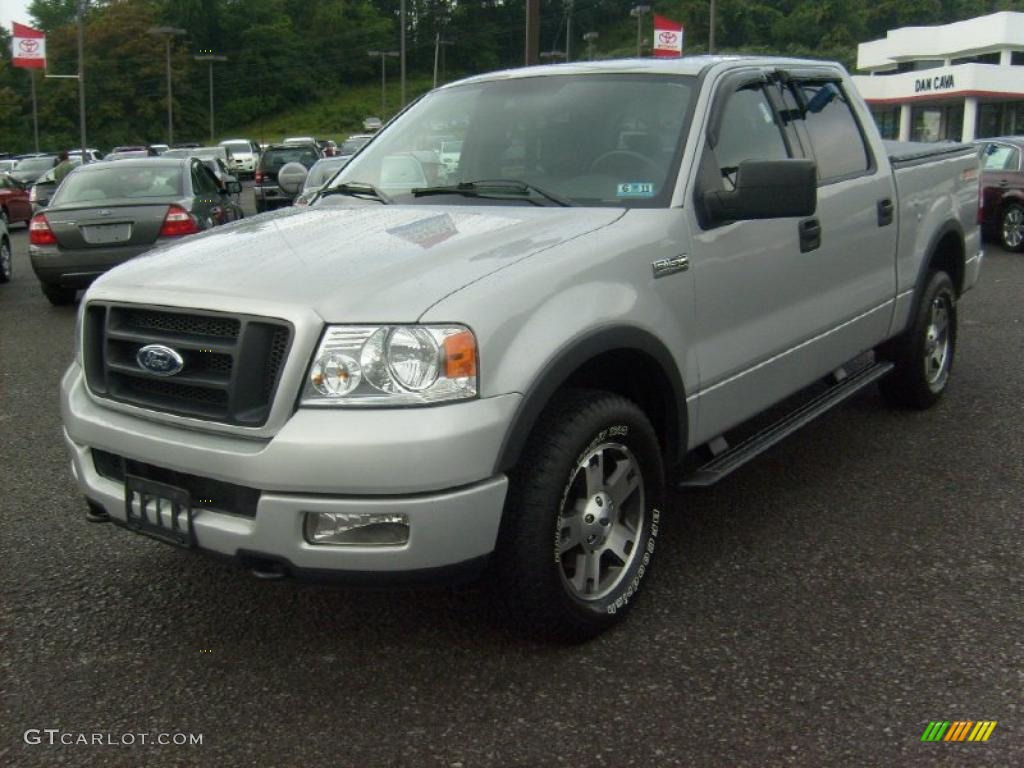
912,218,966,300
493,326,689,474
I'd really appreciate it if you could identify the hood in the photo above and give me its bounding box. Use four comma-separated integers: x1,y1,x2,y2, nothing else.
91,203,624,322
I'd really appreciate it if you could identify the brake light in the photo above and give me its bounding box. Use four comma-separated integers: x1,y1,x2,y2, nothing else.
29,214,57,245
159,205,199,237
254,170,264,183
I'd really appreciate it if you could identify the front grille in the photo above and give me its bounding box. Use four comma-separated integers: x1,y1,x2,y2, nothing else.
83,303,293,427
93,449,260,518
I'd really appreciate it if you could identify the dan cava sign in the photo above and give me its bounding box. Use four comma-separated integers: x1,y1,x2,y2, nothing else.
12,22,46,69
653,15,683,58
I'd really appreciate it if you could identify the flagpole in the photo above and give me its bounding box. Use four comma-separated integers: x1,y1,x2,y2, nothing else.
30,70,40,153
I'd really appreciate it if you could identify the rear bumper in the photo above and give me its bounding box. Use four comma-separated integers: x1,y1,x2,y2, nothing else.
29,243,155,286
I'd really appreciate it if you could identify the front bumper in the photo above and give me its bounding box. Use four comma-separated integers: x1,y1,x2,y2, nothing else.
61,364,516,579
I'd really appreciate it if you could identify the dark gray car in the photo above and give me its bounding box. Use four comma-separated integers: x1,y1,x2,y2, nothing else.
29,158,243,305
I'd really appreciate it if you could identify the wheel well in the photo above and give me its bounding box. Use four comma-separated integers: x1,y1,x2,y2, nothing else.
929,230,965,295
561,348,681,463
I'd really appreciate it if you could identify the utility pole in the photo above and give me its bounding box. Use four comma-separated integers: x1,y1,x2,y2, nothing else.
525,0,540,65
565,0,573,61
29,71,39,153
630,5,651,58
583,31,598,61
709,0,717,54
77,0,87,161
400,0,406,107
148,27,186,145
194,54,227,144
433,35,453,88
368,50,399,117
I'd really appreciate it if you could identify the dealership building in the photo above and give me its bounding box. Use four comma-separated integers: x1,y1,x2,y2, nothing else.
852,12,1024,143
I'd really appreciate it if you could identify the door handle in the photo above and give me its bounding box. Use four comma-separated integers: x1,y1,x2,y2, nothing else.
799,218,821,253
877,198,894,227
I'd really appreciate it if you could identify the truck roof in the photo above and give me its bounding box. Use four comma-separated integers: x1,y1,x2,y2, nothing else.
445,55,843,89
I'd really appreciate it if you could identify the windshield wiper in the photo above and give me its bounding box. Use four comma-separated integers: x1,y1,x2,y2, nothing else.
412,179,573,207
318,181,392,204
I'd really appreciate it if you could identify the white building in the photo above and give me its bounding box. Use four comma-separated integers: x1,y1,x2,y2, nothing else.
852,12,1024,143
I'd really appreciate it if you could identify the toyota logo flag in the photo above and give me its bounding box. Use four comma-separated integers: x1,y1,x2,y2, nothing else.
653,15,683,58
11,21,46,69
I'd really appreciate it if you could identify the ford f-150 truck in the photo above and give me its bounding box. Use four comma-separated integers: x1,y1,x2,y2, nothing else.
61,57,983,640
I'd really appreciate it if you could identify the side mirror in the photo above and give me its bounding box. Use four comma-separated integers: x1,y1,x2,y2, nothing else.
226,180,242,195
277,162,308,195
703,159,817,223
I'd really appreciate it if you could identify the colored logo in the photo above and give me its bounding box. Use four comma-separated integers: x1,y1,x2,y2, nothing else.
136,344,185,377
658,31,678,45
920,721,997,742
19,39,40,53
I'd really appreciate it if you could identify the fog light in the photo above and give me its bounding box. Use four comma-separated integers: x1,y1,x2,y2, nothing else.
304,511,409,546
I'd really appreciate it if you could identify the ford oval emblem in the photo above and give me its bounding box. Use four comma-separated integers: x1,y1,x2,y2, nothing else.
136,344,185,377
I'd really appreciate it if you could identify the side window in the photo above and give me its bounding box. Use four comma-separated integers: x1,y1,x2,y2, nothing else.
792,82,870,182
981,143,1019,171
192,163,219,196
714,85,789,190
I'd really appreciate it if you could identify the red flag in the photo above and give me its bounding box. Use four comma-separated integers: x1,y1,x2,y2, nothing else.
653,15,684,59
12,22,46,69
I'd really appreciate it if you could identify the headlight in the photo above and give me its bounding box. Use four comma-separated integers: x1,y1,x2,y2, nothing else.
301,325,477,406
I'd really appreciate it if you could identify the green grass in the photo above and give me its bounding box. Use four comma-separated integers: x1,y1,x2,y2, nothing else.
226,77,437,145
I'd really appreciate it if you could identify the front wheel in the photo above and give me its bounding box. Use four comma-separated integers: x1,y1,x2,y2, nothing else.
1001,203,1024,253
877,270,956,409
495,390,665,641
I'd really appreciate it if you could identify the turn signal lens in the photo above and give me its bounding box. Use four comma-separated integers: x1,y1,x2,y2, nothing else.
29,214,57,245
159,205,199,237
444,330,477,379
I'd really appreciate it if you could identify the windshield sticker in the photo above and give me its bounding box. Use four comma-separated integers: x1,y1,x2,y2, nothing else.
617,182,654,198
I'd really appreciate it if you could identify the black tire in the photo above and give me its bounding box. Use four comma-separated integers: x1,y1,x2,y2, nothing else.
0,207,8,229
877,270,956,409
1000,203,1024,253
495,389,665,641
41,282,77,306
0,238,11,283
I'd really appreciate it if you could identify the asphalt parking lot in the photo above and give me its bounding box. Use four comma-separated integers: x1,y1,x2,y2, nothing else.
1,203,1020,766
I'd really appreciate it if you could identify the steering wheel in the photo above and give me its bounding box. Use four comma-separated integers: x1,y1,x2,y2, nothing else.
589,150,662,178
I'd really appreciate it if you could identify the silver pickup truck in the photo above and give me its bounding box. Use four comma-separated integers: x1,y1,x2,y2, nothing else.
61,57,982,640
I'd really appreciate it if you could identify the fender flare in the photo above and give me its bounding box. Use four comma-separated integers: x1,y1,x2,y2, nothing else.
913,218,966,298
493,326,689,474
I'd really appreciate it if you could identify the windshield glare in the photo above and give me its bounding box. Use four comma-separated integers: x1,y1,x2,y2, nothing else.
52,166,183,205
329,74,694,206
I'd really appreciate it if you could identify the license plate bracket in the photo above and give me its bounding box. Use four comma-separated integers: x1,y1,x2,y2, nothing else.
124,475,195,548
81,223,132,245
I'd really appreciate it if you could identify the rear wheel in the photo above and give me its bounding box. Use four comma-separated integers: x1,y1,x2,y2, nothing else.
41,282,77,306
1001,203,1024,253
877,270,956,409
0,238,11,283
495,390,665,641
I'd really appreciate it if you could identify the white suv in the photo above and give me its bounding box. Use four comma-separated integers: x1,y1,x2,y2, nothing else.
219,139,259,178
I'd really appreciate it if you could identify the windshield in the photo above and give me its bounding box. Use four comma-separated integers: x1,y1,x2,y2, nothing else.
52,166,183,205
222,142,250,154
329,74,695,207
193,148,226,159
15,157,55,171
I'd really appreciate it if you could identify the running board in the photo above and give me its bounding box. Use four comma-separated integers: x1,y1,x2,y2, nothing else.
678,361,894,489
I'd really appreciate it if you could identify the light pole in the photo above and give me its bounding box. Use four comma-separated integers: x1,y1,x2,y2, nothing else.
433,35,453,88
583,31,598,61
77,0,87,161
194,53,227,144
630,5,651,58
400,0,406,107
368,50,399,117
709,0,717,54
565,0,574,60
148,26,186,145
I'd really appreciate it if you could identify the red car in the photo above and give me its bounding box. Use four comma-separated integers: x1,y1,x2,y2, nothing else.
977,137,1024,252
0,172,32,229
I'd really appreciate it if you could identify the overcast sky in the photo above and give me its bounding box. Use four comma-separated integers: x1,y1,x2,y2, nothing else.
4,0,36,33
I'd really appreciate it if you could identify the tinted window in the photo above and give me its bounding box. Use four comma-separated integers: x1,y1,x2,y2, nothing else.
714,86,789,190
53,166,183,204
794,82,870,181
192,163,220,195
260,147,319,170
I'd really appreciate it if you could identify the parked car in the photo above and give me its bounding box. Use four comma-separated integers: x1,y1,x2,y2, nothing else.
68,148,103,163
254,143,321,211
316,139,338,157
106,146,155,161
337,134,373,162
363,116,383,132
150,144,170,155
0,159,18,173
60,56,982,641
219,139,259,178
976,136,1024,252
284,136,317,146
0,172,33,227
0,216,11,283
28,157,242,305
293,156,349,205
29,158,83,211
10,154,58,184
155,150,244,208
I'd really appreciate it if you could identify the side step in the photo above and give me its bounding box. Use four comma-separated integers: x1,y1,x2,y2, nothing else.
678,361,894,489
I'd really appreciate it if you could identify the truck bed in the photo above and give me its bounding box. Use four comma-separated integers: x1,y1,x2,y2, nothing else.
884,140,977,168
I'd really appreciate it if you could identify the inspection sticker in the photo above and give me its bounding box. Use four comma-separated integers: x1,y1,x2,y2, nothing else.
617,182,655,198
